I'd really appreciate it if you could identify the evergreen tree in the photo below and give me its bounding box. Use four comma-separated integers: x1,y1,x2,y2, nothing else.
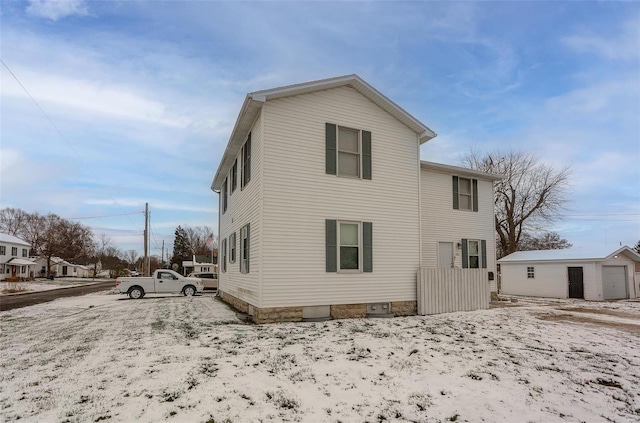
634,240,640,255
172,226,191,274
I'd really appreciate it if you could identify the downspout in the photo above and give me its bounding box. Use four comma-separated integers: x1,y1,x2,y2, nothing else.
213,188,221,298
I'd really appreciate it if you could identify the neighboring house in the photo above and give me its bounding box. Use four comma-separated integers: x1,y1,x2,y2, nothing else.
211,74,499,323
31,256,86,278
498,246,640,300
0,233,35,280
182,253,218,275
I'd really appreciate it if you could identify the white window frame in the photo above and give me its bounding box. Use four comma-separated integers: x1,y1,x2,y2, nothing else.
337,126,362,179
527,266,535,279
11,247,17,257
229,232,236,264
221,238,227,273
458,177,473,211
338,220,361,273
22,248,27,258
240,225,249,274
0,246,5,255
467,239,480,269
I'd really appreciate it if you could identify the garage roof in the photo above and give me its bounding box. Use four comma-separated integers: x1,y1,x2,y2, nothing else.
498,246,640,263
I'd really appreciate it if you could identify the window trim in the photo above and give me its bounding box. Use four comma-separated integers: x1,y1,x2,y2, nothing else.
229,232,236,264
458,177,473,211
22,248,27,258
222,177,228,214
221,238,227,273
0,246,5,255
338,220,361,273
11,247,17,257
231,159,238,193
241,133,251,189
240,224,250,274
336,125,362,179
467,239,480,269
527,266,535,279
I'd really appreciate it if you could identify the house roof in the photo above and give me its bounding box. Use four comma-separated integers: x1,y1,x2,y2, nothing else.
6,258,36,266
498,246,640,263
420,161,504,181
0,233,30,247
211,74,437,190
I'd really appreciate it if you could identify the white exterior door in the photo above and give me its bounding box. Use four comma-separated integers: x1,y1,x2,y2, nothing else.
438,242,454,268
602,266,627,299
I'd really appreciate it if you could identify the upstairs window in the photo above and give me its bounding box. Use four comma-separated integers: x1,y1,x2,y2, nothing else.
22,248,27,258
241,133,251,189
222,176,228,213
527,267,535,278
453,176,478,212
338,127,360,177
325,123,371,180
231,159,238,193
0,246,5,255
11,247,17,256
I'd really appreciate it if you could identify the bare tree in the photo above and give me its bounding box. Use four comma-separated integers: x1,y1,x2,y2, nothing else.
519,231,572,251
0,208,28,236
184,226,215,256
125,250,139,269
36,214,95,276
462,150,571,258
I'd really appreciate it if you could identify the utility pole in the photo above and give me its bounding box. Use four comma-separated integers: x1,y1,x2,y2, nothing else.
161,239,165,268
144,202,149,276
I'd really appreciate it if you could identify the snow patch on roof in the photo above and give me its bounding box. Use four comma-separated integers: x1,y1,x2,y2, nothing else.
498,246,640,263
0,233,30,247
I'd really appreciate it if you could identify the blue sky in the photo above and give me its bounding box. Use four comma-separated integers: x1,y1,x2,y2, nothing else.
1,0,639,257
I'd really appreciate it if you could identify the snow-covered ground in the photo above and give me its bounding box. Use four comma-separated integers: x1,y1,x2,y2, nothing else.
1,293,639,423
0,278,106,295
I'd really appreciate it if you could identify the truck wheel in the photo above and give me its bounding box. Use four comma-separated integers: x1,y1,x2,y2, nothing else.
183,285,196,297
129,286,144,299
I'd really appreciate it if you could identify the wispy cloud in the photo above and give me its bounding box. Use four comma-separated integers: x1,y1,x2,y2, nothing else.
562,18,640,61
26,0,88,21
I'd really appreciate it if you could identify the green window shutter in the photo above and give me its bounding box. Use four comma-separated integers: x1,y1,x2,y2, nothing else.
362,130,372,180
461,239,468,268
326,123,337,175
453,176,459,210
481,239,487,269
363,222,373,272
472,179,478,212
325,219,337,272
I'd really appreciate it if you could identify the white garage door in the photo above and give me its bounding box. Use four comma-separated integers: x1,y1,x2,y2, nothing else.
602,266,627,300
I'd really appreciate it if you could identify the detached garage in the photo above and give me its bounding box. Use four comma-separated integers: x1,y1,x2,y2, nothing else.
498,246,640,301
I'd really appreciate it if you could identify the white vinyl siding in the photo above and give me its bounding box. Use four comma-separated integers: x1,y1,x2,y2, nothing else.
421,167,497,291
218,112,263,306
261,86,421,307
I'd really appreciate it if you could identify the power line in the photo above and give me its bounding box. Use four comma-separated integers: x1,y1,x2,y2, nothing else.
63,211,144,220
2,58,141,229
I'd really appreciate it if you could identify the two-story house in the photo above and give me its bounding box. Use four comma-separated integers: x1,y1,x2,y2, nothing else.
0,233,35,280
211,75,500,323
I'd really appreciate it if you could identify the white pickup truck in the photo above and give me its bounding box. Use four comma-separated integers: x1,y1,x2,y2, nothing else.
115,269,204,299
